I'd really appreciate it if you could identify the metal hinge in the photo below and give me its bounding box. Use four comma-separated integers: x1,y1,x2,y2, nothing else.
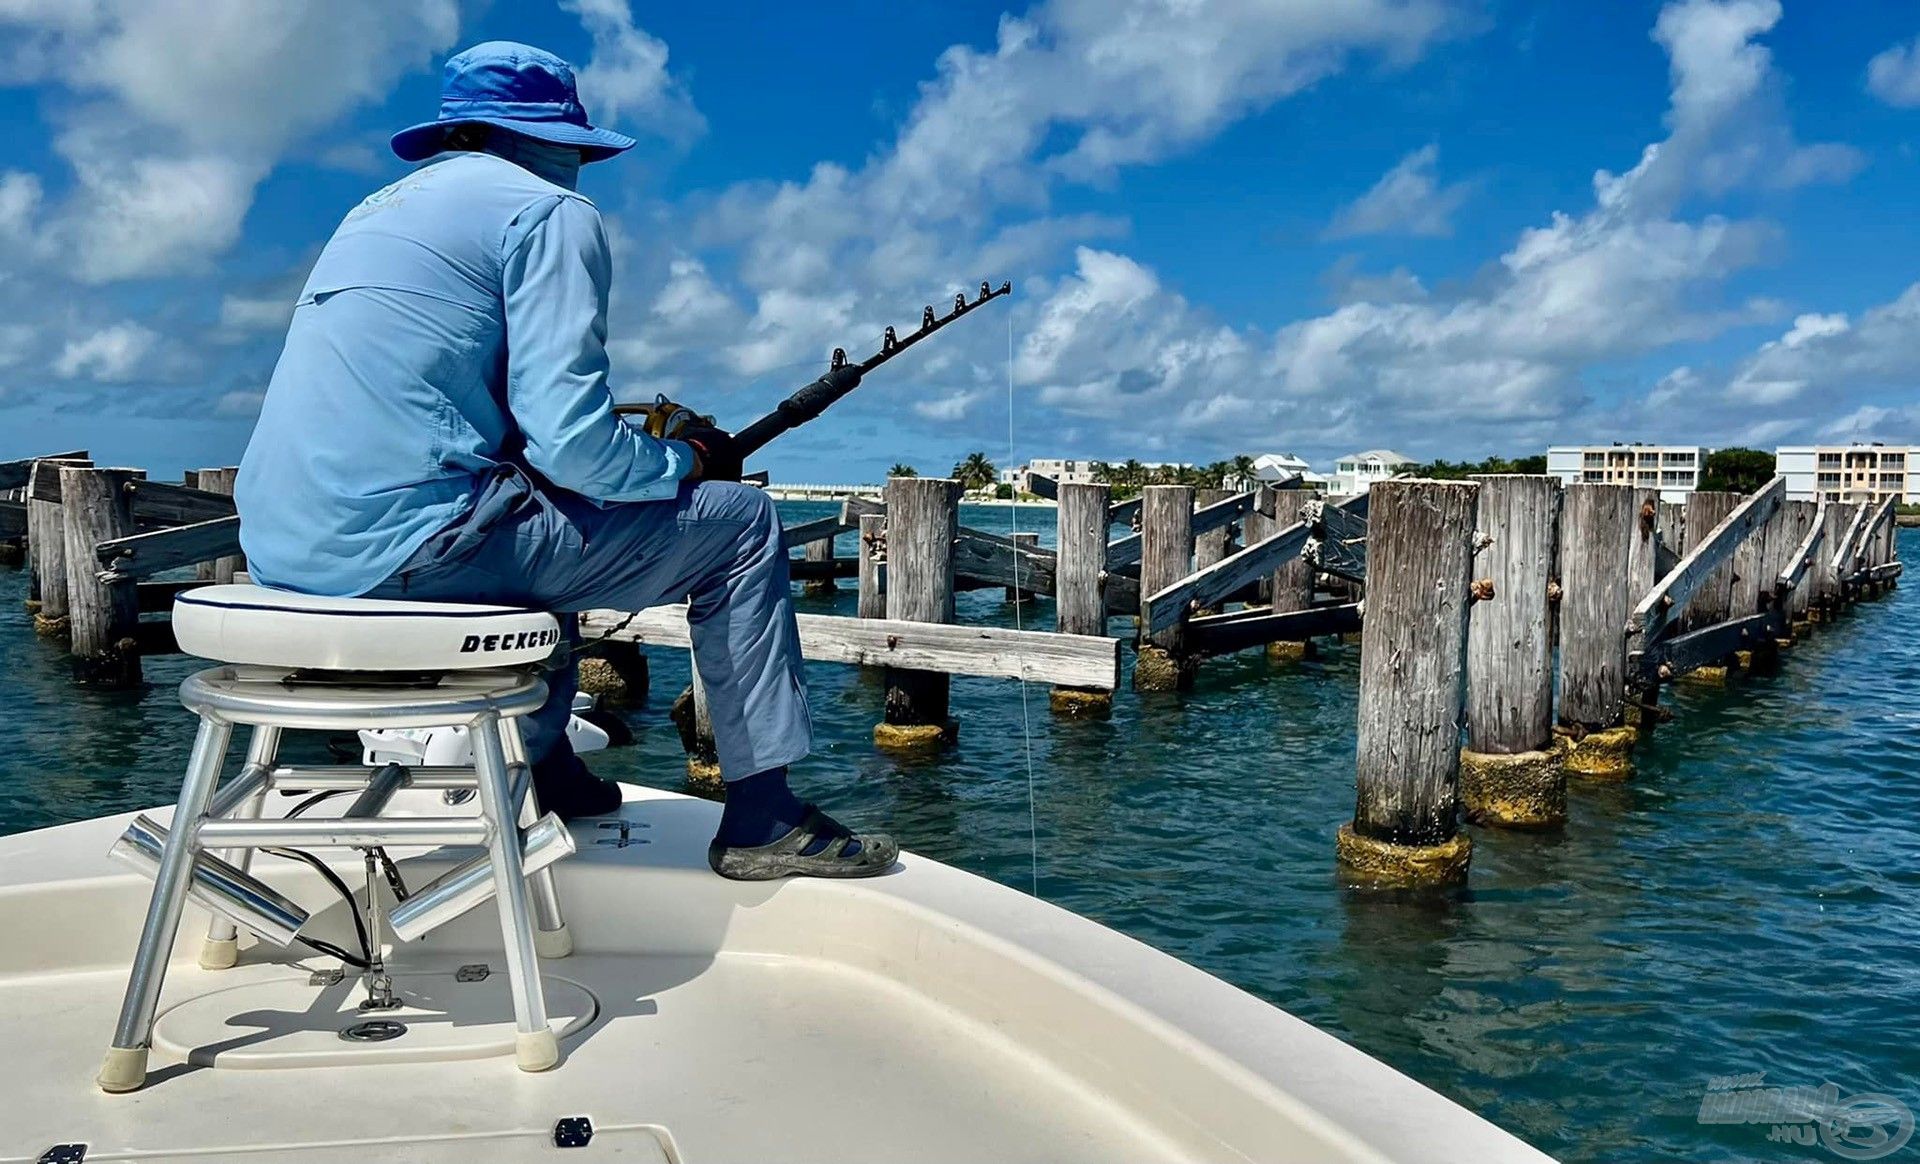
309,968,345,987
456,963,491,983
595,820,648,848
553,1116,594,1148
39,1146,86,1164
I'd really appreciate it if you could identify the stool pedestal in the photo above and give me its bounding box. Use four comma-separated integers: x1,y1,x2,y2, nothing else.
98,665,576,1092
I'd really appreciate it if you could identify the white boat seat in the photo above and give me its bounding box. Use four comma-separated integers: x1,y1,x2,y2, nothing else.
173,584,561,671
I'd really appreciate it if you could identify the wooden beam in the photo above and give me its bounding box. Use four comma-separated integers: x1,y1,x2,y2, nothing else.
1859,496,1897,567
842,495,1062,598
780,514,851,551
125,478,238,525
1138,519,1312,635
1632,611,1778,683
1628,476,1785,648
1830,501,1870,578
95,515,243,581
788,557,860,581
1024,472,1058,501
1187,601,1362,657
1868,561,1904,583
581,604,1121,690
0,450,87,491
1776,500,1826,596
1107,495,1142,527
1304,495,1368,583
1104,491,1251,569
0,498,24,538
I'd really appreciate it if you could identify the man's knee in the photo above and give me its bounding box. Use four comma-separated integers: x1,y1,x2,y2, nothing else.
690,480,780,539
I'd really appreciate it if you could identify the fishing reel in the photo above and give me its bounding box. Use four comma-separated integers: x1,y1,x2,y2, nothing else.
611,394,716,440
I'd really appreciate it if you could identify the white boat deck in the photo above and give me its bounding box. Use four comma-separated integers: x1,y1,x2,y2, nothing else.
0,787,1556,1162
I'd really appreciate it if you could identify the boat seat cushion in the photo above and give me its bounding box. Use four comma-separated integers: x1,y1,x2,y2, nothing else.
173,585,562,671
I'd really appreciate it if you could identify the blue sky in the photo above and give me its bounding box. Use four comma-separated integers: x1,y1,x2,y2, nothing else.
2,0,1919,481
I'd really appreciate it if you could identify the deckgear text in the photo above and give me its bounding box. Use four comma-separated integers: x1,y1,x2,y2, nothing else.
460,628,561,653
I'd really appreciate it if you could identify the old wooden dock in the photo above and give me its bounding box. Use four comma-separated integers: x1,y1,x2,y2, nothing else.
1,450,1903,890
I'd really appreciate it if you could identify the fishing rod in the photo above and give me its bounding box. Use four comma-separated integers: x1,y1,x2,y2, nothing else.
615,280,1012,462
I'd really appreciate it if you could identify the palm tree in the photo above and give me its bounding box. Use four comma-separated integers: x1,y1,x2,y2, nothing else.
1229,454,1257,490
888,463,918,478
951,452,997,492
1202,461,1232,490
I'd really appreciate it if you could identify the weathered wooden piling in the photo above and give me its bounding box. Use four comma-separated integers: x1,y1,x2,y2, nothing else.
192,466,243,584
1460,476,1563,829
27,456,89,636
875,477,961,749
1728,497,1785,670
1263,488,1317,661
1005,531,1040,603
1191,488,1233,616
1338,479,1478,887
857,512,887,620
802,533,839,596
61,466,142,687
1681,490,1738,620
1811,501,1853,618
670,658,722,791
1620,489,1664,731
1776,500,1817,638
577,641,649,708
1554,484,1638,778
1133,485,1196,692
1627,490,1660,602
1052,482,1114,716
1656,501,1685,564
1676,490,1740,682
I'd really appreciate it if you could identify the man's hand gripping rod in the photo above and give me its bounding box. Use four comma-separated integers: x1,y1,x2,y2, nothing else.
615,280,1011,461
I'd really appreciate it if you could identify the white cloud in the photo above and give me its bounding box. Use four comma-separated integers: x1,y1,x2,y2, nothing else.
214,388,266,416
52,322,156,381
1867,34,1920,107
914,390,989,422
606,0,1463,439
219,290,296,334
1005,0,1849,458
1725,285,1920,411
1324,145,1471,239
0,0,459,282
1594,0,1861,214
559,0,704,141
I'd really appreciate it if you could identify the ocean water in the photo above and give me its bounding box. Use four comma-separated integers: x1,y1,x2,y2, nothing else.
2,509,1914,1163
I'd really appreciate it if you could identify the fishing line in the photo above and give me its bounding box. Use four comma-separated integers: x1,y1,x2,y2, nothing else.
1006,298,1040,899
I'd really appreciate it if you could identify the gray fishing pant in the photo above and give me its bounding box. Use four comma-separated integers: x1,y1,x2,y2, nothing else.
366,466,809,780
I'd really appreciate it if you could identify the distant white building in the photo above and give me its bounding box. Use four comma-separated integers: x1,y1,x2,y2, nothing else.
1000,458,1102,493
1776,443,1918,504
1330,449,1415,495
1241,452,1329,492
1546,443,1706,502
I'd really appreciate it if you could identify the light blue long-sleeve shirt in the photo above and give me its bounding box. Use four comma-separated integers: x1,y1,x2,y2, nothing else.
236,150,692,596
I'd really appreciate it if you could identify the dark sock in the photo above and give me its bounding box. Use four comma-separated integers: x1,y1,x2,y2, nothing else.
531,750,622,820
716,767,805,847
716,767,860,857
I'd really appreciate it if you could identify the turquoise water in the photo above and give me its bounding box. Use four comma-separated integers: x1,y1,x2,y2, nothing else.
3,510,1915,1163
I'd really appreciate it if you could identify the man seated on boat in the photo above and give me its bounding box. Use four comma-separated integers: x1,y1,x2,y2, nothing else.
234,41,895,880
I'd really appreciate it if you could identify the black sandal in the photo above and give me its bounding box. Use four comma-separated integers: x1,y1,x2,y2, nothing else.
707,806,899,881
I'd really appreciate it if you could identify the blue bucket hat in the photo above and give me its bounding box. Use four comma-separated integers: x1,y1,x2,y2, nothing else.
391,41,636,164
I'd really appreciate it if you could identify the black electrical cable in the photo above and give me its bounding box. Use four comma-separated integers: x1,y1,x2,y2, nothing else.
262,846,373,968
283,789,346,818
296,935,370,970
